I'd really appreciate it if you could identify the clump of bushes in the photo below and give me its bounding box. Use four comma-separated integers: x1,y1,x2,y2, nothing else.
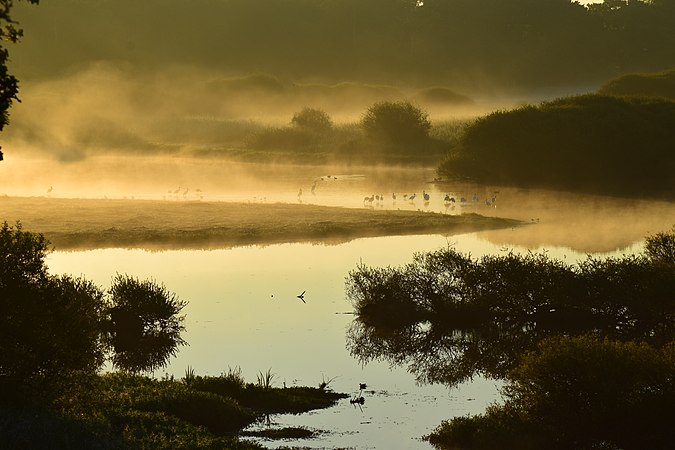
438,94,675,198
427,336,675,450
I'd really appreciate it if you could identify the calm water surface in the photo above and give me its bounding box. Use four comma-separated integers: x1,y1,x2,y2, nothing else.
46,234,647,450
38,161,673,450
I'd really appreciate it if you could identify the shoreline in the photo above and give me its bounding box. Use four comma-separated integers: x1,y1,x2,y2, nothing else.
0,196,522,250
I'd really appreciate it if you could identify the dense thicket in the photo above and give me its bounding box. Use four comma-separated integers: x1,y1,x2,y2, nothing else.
438,94,675,198
13,0,675,93
346,228,675,385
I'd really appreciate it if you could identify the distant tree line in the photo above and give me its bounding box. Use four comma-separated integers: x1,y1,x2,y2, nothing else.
14,0,675,93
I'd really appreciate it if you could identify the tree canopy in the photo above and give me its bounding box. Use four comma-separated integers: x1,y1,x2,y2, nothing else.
361,101,431,147
598,68,675,100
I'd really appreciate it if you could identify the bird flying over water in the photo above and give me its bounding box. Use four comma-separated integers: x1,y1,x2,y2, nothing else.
297,290,306,303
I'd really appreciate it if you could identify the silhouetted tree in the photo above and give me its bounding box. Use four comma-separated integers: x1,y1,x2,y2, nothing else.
599,68,675,100
104,274,188,373
645,227,675,265
361,101,431,148
291,107,332,133
0,221,104,401
438,94,675,198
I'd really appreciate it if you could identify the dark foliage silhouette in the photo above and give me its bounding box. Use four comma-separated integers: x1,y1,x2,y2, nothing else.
346,229,675,386
347,229,675,449
0,222,187,400
438,94,675,198
104,274,188,373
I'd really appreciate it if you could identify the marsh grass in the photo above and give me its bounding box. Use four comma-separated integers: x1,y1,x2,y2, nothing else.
185,371,348,415
318,373,338,391
183,365,195,383
0,196,521,250
22,369,348,449
256,368,275,390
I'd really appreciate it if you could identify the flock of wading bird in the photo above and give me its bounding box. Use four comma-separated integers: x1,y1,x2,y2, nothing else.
294,175,501,212
44,179,501,213
359,190,499,209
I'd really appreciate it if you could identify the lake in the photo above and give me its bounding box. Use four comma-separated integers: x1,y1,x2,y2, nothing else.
36,161,673,450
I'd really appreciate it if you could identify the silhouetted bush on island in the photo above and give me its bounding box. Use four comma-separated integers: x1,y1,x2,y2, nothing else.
438,94,675,198
248,101,451,165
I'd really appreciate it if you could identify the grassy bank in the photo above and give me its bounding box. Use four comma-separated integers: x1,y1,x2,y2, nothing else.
1,370,348,450
0,196,521,250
